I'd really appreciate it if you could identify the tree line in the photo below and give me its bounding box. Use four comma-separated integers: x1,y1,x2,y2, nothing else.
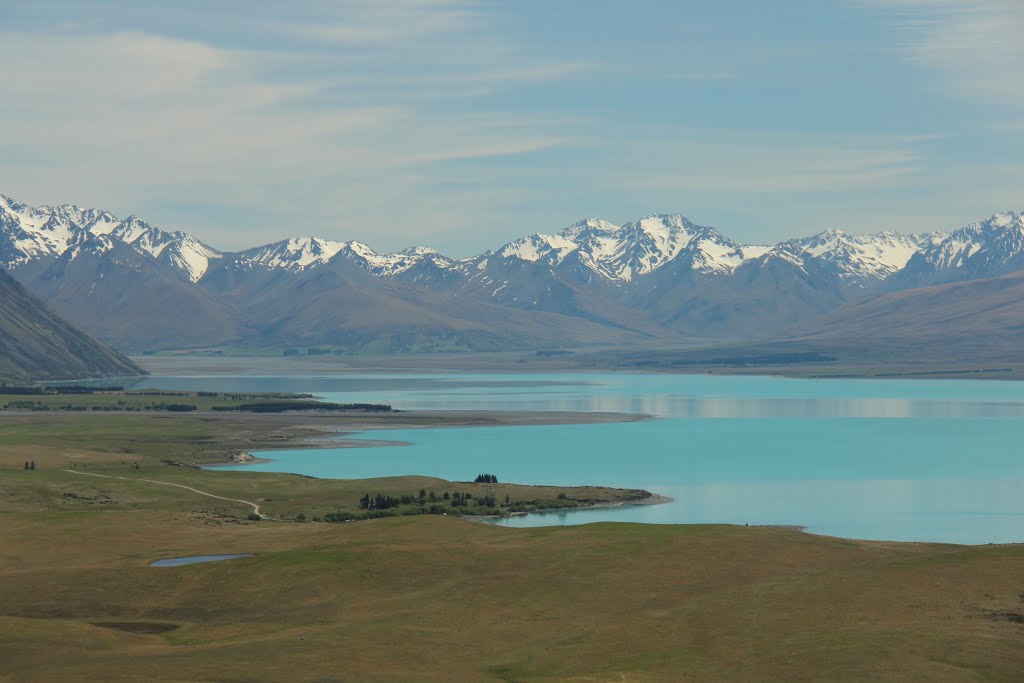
358,488,501,511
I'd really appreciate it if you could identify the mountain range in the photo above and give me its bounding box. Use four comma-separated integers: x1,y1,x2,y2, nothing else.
2,193,1023,356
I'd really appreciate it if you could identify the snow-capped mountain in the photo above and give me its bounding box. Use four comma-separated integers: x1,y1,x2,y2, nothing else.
237,237,345,271
101,215,223,282
335,243,458,278
1,194,90,266
773,229,945,289
234,237,458,280
4,191,1024,353
891,212,1024,289
491,214,752,283
4,192,990,292
0,195,221,282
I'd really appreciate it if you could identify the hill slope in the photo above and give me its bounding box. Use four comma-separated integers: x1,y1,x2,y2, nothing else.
0,267,144,383
792,271,1024,364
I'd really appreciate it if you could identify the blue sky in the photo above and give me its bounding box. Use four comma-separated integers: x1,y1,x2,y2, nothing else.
2,0,1023,254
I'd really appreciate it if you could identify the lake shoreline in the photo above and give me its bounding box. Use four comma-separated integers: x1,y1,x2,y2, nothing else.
133,353,1024,382
194,408,653,468
464,492,675,522
199,414,672,526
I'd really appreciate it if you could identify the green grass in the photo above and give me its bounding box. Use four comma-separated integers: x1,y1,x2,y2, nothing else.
0,388,396,413
4,411,1024,681
4,512,1024,681
0,412,650,521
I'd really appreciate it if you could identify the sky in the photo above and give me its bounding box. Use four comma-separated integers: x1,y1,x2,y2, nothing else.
2,0,1023,255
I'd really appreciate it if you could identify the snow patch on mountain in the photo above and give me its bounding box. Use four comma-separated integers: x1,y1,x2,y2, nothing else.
490,214,751,282
739,245,771,260
781,229,927,286
498,233,580,265
899,212,1024,283
237,237,458,278
239,237,345,270
0,194,88,265
99,216,223,282
337,241,457,277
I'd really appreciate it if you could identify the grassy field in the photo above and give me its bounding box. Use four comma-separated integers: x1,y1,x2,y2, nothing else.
0,388,390,413
0,413,650,521
3,412,1024,681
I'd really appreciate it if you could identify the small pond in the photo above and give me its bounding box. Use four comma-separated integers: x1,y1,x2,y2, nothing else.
150,554,253,567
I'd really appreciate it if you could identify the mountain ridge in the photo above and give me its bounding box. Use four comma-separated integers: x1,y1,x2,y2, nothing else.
3,193,1023,355
3,193,971,289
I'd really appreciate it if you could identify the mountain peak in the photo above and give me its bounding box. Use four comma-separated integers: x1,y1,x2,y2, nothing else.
986,211,1023,229
239,236,345,271
401,246,439,256
559,218,619,238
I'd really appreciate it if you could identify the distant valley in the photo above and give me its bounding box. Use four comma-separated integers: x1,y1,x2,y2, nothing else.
3,193,1024,365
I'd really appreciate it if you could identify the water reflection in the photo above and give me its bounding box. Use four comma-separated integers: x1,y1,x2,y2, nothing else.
318,390,1024,419
121,370,1024,420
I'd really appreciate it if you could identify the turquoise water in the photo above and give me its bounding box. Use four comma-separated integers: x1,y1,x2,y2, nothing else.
136,372,1024,544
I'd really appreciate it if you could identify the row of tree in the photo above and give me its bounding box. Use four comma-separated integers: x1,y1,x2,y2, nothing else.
358,489,508,510
359,494,403,510
474,473,499,483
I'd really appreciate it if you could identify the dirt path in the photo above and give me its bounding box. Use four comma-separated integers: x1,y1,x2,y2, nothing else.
62,469,266,519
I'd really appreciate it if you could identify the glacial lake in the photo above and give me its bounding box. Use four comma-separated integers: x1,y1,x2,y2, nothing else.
132,371,1024,544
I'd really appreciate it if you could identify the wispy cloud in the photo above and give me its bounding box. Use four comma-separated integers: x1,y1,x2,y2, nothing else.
0,20,582,251
861,0,1024,110
3,1,1021,254
592,130,931,197
286,1,478,45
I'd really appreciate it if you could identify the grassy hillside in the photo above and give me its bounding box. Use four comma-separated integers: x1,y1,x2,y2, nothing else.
0,268,144,383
